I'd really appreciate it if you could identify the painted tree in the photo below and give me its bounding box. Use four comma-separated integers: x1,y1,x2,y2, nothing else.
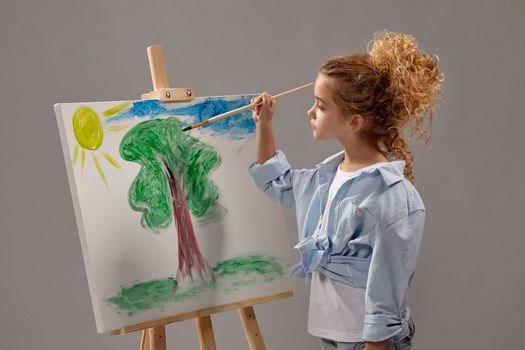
119,117,223,287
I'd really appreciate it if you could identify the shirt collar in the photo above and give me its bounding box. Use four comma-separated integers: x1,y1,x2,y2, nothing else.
316,150,406,187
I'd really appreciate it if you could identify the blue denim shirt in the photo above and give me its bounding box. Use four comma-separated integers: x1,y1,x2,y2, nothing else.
248,149,426,342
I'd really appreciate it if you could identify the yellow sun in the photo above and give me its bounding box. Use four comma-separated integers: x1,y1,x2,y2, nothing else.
71,105,127,190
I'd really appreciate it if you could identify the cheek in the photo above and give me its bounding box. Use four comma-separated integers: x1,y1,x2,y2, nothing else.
318,112,341,131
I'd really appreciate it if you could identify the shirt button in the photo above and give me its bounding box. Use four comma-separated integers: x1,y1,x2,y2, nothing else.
355,208,365,217
401,311,407,319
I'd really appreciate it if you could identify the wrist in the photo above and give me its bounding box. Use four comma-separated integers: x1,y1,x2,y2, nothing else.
256,121,273,131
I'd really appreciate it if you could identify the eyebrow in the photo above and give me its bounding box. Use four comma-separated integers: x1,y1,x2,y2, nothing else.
315,96,327,104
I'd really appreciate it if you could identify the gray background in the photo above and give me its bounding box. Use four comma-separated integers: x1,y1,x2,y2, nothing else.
1,0,523,349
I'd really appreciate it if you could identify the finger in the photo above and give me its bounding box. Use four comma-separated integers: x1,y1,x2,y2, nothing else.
265,92,270,102
257,93,268,107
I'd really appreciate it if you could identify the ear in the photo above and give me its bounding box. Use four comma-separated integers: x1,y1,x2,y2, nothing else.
350,114,366,132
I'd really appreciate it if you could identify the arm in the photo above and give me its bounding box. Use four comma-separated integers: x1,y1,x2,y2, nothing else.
248,149,296,209
362,209,426,344
248,92,296,209
256,122,277,164
252,92,277,164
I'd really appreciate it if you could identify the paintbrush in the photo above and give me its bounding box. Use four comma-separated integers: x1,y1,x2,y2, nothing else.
181,82,314,132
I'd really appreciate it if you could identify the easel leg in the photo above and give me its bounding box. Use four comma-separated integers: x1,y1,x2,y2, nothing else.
239,306,266,350
140,326,166,350
195,316,217,350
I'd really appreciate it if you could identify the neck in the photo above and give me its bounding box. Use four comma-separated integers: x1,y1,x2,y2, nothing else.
338,137,388,172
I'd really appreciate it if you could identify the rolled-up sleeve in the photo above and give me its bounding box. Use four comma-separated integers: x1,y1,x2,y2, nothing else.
248,149,296,209
362,209,425,342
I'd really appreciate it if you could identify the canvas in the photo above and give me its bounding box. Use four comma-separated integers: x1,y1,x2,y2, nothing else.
54,95,296,333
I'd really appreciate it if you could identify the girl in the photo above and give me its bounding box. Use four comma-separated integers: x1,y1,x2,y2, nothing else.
248,30,444,350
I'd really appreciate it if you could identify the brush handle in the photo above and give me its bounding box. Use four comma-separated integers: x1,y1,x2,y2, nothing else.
182,82,314,131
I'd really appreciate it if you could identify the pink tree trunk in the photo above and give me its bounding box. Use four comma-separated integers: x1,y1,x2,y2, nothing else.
167,170,213,285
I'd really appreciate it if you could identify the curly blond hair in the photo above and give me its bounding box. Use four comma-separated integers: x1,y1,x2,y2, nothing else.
319,29,445,185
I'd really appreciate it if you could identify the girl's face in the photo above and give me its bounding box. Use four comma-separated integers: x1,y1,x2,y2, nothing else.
307,74,350,140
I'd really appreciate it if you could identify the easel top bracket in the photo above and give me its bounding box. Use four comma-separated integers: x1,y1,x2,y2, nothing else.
141,87,195,103
141,44,195,103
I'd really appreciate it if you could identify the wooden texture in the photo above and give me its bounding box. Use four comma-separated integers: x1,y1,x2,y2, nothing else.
140,326,166,350
196,316,217,350
147,45,170,91
239,306,266,350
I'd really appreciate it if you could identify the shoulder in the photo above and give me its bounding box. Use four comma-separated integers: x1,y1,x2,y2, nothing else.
400,178,426,213
370,178,426,227
314,149,345,168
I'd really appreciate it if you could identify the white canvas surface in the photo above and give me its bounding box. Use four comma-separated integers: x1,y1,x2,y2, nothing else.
54,96,297,333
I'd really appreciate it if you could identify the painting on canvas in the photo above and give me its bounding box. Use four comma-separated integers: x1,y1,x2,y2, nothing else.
54,95,296,333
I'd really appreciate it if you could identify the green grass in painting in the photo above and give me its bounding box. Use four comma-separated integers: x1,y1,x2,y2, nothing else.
105,254,286,316
212,254,284,277
106,276,214,317
105,277,177,316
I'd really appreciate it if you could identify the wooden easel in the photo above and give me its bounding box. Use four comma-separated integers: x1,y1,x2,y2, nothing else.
111,290,293,350
110,44,293,350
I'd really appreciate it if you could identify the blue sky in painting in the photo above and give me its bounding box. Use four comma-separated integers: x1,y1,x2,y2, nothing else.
103,95,258,141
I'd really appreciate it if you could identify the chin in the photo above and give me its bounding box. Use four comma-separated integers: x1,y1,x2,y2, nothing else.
313,132,327,140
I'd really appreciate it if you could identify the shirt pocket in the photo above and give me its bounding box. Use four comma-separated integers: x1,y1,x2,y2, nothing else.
333,199,377,258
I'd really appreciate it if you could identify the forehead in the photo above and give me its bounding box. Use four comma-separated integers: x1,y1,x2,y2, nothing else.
314,74,335,102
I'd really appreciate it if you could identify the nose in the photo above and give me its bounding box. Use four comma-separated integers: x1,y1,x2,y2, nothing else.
308,105,315,119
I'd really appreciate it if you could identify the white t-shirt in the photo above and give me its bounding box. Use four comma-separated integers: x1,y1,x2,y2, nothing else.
307,163,367,342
